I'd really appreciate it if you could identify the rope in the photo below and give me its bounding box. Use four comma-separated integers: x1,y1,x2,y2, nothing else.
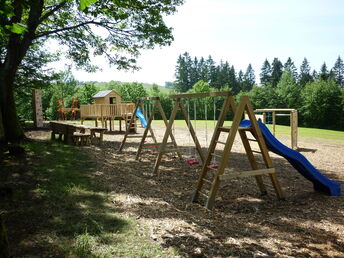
187,99,192,157
205,98,208,148
193,100,197,156
213,99,216,164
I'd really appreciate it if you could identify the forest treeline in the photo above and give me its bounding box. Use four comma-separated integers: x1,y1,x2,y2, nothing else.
15,54,344,130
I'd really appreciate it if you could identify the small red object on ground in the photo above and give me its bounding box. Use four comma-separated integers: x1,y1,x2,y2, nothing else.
186,159,199,165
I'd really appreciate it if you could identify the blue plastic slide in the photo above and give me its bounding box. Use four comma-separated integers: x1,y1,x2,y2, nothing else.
136,107,147,128
240,120,341,196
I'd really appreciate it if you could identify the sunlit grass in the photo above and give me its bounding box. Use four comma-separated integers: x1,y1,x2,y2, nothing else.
150,120,344,142
17,142,179,257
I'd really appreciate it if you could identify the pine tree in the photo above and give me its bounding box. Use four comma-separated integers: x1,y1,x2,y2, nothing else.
229,65,240,94
332,56,344,88
206,56,217,87
271,58,283,87
237,70,244,91
284,57,298,79
299,58,313,87
319,62,330,81
260,59,272,85
174,52,191,92
242,64,255,91
198,57,209,82
190,57,200,87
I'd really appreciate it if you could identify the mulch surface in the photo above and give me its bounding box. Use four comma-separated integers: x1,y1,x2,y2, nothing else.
4,125,344,257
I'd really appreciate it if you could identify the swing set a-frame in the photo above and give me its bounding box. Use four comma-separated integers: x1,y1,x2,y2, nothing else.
119,92,284,210
118,96,183,161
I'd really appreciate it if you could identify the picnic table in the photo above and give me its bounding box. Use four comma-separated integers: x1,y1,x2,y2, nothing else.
50,121,107,145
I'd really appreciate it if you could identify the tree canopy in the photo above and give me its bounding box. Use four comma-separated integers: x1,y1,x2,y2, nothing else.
0,0,184,143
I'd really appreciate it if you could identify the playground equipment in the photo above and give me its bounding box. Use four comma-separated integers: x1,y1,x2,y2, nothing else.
80,90,136,131
241,120,341,196
57,97,79,120
192,95,284,210
254,109,298,150
152,92,230,176
119,97,183,162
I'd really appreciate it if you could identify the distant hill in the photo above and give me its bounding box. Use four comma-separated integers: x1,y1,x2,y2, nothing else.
87,80,172,93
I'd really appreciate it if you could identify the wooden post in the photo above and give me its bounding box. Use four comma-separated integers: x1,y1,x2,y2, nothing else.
272,111,276,136
291,110,298,150
32,89,43,128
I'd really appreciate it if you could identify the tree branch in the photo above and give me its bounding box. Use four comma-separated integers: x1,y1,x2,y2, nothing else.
34,20,97,39
39,1,68,23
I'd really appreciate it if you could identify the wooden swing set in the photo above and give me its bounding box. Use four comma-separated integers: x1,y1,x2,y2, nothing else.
119,92,284,209
118,97,182,161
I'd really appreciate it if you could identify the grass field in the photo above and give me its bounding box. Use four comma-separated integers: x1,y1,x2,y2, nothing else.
148,120,344,142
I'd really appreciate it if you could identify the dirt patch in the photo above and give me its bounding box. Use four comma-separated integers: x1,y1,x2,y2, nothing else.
4,125,344,257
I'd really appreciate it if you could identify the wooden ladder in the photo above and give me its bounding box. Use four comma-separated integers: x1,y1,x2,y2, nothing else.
192,96,284,210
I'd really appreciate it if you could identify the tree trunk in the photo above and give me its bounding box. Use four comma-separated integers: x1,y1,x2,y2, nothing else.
0,68,24,144
0,215,10,258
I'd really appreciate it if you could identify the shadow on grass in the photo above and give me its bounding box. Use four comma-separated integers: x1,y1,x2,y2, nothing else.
1,141,130,257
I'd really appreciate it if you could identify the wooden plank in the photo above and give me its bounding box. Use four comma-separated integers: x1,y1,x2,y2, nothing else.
137,97,160,101
219,168,275,180
169,91,232,99
255,108,296,112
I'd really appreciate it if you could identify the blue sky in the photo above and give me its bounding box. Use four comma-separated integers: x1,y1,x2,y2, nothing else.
71,0,344,85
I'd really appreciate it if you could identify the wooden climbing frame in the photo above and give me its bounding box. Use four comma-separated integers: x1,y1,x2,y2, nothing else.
118,97,182,161
191,95,284,210
254,108,298,150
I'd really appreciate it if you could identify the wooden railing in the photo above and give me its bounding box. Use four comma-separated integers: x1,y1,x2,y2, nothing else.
80,103,135,118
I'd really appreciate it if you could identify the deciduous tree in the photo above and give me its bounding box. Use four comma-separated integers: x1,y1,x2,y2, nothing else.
0,0,183,143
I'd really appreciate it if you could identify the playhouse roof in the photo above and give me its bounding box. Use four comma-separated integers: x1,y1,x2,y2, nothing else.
92,90,120,98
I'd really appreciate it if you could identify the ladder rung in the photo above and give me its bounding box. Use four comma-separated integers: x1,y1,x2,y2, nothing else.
239,127,252,131
218,126,231,132
215,140,226,145
198,191,209,198
202,178,212,184
211,153,222,158
126,135,142,138
218,126,252,132
251,150,262,154
247,138,257,142
220,168,275,180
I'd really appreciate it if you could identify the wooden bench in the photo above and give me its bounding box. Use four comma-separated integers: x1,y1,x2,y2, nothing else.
72,132,92,145
50,122,107,145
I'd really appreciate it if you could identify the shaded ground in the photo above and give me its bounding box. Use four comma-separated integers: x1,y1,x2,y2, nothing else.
2,123,344,257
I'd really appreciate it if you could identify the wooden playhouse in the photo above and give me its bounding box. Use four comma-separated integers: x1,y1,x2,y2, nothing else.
80,90,136,131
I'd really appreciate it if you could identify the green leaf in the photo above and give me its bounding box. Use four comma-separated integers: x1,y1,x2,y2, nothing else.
9,23,28,34
79,0,99,11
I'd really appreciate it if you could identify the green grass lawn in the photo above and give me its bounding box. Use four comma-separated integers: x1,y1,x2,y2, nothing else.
50,119,344,142
3,141,178,257
149,120,344,142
